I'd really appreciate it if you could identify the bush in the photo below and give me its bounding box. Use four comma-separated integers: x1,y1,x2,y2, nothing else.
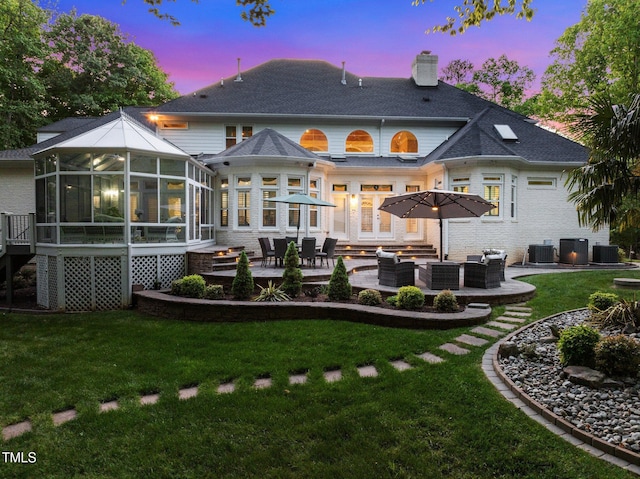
589,299,640,330
386,295,398,307
171,274,205,298
595,335,640,377
204,284,224,300
588,291,619,312
618,248,627,262
397,286,424,310
328,256,352,301
254,281,291,302
231,251,254,300
433,289,458,313
170,278,184,296
358,289,382,306
557,324,601,367
281,241,303,298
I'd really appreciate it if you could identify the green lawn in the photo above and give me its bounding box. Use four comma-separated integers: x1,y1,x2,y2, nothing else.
0,269,639,478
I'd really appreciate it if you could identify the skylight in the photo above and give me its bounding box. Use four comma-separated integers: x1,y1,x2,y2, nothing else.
494,124,518,141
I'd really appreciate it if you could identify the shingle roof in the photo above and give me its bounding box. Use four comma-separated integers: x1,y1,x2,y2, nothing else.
203,128,320,164
157,58,587,165
157,59,485,119
425,106,588,164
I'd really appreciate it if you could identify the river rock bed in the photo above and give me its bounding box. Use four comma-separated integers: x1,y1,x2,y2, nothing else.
498,309,640,452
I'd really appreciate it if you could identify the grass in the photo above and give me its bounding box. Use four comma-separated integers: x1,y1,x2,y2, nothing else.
1,269,639,478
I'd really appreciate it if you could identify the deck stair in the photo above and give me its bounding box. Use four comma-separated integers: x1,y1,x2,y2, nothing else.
335,243,438,261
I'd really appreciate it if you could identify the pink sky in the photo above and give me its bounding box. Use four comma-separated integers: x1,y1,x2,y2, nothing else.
52,0,587,94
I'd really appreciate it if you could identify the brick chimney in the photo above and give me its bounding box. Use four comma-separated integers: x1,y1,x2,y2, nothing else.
412,51,438,87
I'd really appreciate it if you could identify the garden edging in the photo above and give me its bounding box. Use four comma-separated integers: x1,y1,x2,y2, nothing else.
134,290,492,329
489,309,640,469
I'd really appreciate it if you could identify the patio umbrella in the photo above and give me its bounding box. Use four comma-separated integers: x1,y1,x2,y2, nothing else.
378,189,495,261
270,193,336,240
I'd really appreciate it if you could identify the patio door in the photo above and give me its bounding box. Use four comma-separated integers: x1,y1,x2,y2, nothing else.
359,194,393,240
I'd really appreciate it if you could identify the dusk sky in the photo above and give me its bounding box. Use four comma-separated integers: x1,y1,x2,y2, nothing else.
51,0,587,94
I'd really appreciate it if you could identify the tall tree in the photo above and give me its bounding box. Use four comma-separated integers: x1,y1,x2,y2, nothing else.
540,0,640,122
40,10,179,122
441,56,535,110
566,93,640,232
134,0,535,32
472,55,535,110
0,0,49,149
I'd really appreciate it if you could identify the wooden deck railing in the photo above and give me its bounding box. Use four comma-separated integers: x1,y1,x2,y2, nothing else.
0,213,36,254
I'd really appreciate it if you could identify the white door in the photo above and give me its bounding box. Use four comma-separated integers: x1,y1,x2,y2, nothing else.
359,195,393,240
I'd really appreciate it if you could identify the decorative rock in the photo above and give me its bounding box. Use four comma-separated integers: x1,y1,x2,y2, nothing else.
549,324,562,338
563,366,607,389
498,341,520,358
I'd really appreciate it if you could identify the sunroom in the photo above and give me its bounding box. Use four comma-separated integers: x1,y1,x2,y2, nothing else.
32,112,216,311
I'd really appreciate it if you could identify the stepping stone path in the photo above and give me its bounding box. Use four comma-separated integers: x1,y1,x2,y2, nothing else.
179,386,198,400
53,409,77,426
289,373,308,385
100,400,119,413
357,365,378,378
1,304,535,442
323,369,342,383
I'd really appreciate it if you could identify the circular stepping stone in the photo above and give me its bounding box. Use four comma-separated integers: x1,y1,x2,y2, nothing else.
613,278,640,289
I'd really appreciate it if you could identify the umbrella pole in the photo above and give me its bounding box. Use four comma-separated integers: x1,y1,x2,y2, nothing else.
439,217,443,262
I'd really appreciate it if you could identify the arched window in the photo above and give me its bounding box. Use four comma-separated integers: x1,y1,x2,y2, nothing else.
300,129,328,152
390,131,418,153
345,130,373,153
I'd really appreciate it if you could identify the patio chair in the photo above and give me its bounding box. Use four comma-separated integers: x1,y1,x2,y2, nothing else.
300,237,317,268
258,237,275,267
273,238,288,267
316,237,338,268
378,256,415,287
463,259,501,289
285,236,298,247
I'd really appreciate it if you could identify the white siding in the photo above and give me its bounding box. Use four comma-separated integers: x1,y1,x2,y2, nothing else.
0,163,35,215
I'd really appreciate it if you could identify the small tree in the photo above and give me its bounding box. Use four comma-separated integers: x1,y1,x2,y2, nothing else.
328,256,352,301
231,251,254,300
281,241,303,298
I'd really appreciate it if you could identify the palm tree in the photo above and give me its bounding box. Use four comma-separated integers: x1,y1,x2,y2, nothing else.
566,93,640,232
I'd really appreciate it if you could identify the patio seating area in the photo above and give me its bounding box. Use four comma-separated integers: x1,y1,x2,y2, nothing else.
258,237,338,269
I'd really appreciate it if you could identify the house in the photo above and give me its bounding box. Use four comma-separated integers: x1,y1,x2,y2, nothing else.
1,51,608,311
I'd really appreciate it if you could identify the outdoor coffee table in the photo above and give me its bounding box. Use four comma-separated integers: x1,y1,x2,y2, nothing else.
419,261,460,290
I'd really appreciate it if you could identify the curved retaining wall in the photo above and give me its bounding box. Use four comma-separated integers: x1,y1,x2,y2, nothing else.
134,290,492,329
492,311,640,467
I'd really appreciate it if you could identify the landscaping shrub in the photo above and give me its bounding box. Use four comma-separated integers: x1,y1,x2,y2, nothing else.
595,335,640,377
433,289,458,313
386,295,398,307
587,291,619,312
172,274,206,298
589,299,640,330
618,248,627,263
170,278,184,296
204,284,224,300
328,256,352,301
397,286,424,310
281,241,303,298
358,289,382,306
557,324,601,367
254,281,291,302
231,251,254,300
